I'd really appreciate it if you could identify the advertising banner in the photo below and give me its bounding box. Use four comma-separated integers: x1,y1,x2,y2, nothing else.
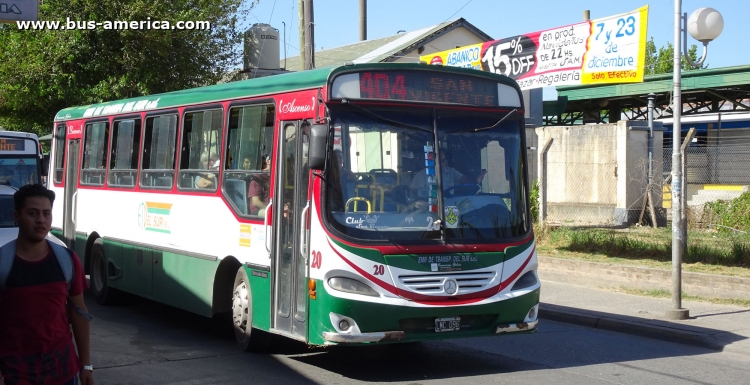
420,6,648,90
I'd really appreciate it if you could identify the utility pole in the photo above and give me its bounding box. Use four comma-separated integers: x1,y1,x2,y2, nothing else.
668,0,687,320
304,0,315,70
360,0,367,41
298,0,305,69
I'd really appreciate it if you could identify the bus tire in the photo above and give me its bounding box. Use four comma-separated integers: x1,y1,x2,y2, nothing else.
232,266,271,352
90,239,118,305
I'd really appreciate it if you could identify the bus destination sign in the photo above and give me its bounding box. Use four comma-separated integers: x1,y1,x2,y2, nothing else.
0,138,26,151
331,70,515,107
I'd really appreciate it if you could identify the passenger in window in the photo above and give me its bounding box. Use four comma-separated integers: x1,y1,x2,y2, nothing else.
407,151,486,211
246,155,271,216
195,152,220,189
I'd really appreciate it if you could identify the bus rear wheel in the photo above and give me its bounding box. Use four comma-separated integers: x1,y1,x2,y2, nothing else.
90,238,119,305
232,267,270,352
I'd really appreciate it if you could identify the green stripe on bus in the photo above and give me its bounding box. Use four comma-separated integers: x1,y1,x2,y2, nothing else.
101,238,218,317
384,252,504,272
146,208,171,215
504,237,535,262
330,237,385,263
145,227,171,234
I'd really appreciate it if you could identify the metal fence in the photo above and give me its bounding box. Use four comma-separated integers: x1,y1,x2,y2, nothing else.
663,139,750,227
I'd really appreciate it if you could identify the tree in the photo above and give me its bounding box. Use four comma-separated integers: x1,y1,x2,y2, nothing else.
0,0,257,135
644,37,706,76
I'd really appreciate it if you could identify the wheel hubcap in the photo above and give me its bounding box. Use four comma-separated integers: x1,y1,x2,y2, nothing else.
232,281,249,332
92,252,104,292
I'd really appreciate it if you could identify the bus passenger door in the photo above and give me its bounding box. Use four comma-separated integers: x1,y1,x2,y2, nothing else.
272,121,310,340
62,139,80,250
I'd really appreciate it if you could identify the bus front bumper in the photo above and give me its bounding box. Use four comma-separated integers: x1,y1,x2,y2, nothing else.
496,320,538,333
322,330,406,343
321,320,538,343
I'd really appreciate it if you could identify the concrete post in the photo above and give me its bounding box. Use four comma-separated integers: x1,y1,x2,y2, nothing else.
667,0,688,320
298,0,305,69
304,0,315,70
538,137,553,225
359,0,367,41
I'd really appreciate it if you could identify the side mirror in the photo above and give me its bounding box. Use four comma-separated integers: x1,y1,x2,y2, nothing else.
41,154,50,177
308,124,329,171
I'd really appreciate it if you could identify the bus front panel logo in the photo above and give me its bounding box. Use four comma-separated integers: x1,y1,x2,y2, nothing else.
138,202,173,234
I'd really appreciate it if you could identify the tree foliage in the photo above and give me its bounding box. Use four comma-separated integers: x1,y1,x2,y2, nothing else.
644,37,706,76
0,0,257,135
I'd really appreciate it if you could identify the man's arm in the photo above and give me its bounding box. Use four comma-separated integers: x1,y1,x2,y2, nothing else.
69,294,94,385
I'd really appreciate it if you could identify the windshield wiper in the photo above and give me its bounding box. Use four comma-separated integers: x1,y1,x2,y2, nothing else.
340,99,433,133
449,108,518,134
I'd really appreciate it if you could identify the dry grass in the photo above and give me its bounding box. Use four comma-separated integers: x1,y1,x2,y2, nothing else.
609,287,750,308
535,224,750,278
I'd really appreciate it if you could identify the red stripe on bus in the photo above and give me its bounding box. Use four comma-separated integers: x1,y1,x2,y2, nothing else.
328,239,399,295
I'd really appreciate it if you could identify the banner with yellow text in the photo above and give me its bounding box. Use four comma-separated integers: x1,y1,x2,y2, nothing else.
419,6,648,90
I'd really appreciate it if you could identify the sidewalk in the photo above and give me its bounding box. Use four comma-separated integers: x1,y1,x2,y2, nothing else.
539,279,750,356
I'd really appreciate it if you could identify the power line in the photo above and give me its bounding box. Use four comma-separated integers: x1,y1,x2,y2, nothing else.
443,0,473,23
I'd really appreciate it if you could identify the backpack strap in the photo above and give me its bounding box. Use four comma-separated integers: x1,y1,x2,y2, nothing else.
48,241,73,292
0,240,18,294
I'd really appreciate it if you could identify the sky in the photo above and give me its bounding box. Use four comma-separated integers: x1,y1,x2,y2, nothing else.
245,0,747,99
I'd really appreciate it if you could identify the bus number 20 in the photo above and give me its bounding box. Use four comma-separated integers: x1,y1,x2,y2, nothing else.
311,251,322,269
373,265,385,275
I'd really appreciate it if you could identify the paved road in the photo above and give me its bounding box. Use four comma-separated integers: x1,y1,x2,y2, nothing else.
88,292,750,385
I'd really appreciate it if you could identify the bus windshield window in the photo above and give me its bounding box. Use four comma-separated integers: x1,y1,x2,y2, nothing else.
0,158,39,188
438,111,528,239
325,106,527,241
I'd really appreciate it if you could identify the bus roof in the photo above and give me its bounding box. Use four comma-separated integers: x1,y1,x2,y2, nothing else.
54,63,522,122
0,130,40,141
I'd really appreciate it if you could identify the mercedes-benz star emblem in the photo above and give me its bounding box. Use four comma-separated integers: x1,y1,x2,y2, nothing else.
444,278,458,295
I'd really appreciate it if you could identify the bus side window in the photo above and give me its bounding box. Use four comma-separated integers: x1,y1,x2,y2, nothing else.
53,124,66,185
178,109,223,191
223,104,275,217
108,118,141,188
80,121,109,186
140,115,177,190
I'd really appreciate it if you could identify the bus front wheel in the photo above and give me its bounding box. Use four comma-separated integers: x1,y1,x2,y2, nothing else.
90,239,118,305
232,267,270,352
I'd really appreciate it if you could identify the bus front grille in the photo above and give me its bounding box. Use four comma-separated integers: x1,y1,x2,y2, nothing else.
397,271,496,296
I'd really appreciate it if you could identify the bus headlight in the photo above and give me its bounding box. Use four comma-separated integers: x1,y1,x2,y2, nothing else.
328,277,379,297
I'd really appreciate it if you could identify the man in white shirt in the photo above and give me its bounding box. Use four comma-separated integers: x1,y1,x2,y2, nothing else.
409,152,464,194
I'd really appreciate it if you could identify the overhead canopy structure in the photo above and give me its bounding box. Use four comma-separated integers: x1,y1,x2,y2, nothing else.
545,64,750,126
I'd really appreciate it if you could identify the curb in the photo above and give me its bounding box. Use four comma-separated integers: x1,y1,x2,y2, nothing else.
539,304,732,353
538,256,750,302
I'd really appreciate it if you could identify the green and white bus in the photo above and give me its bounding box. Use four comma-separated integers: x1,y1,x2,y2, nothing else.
49,63,539,350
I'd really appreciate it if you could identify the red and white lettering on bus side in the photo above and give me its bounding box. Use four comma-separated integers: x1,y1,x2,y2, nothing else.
275,90,319,120
279,98,314,114
67,124,83,137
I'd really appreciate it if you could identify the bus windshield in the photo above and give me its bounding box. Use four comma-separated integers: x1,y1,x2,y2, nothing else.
0,157,39,188
325,106,528,242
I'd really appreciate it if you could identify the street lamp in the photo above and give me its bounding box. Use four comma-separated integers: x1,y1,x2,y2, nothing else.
668,4,723,320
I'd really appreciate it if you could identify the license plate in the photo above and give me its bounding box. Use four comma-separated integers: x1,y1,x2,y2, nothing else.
435,317,461,332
